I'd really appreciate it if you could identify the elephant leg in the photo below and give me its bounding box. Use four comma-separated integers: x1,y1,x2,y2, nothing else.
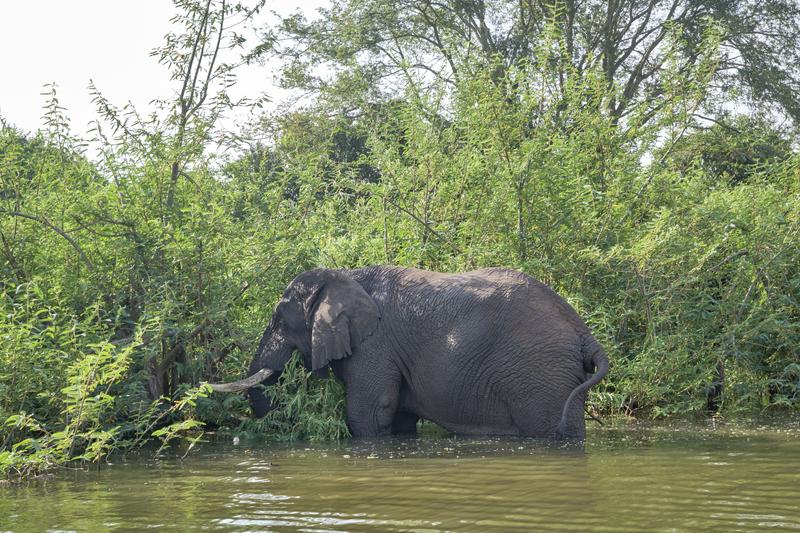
509,398,557,438
510,389,586,439
343,368,403,438
391,411,419,435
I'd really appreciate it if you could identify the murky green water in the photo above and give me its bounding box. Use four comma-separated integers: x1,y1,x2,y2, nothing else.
2,419,800,531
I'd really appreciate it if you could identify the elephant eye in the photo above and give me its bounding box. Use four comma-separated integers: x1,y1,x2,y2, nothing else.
282,306,304,329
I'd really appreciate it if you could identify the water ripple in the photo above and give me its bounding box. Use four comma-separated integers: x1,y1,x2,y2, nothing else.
1,423,800,531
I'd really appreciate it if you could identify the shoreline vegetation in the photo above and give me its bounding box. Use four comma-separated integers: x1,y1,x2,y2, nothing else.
1,0,798,481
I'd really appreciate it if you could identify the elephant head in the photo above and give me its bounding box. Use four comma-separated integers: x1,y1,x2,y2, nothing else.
209,269,380,417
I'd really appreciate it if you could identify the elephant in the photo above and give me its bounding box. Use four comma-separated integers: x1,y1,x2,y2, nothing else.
209,266,608,440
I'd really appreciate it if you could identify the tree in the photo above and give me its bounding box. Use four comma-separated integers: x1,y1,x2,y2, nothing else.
272,0,800,127
664,116,794,185
83,0,269,399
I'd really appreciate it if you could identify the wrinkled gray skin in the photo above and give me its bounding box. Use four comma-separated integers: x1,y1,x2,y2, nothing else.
239,266,608,440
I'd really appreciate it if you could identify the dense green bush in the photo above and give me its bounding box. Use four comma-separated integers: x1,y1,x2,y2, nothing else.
0,2,798,480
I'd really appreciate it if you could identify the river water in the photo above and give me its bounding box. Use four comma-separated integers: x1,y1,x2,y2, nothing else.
2,419,799,531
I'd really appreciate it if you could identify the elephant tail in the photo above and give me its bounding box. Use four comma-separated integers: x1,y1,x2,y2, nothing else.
556,334,609,439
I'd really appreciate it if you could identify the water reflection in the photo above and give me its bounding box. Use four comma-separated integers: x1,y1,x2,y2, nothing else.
1,421,799,532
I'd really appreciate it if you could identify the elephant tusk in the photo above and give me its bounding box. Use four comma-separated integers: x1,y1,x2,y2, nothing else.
205,368,275,393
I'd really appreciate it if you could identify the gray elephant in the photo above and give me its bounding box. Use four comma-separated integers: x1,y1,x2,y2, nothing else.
210,266,608,440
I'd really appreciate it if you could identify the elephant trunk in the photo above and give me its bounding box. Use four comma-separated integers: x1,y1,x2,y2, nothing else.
205,325,294,418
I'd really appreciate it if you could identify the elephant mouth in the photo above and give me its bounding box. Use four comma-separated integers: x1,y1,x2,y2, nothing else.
206,368,275,393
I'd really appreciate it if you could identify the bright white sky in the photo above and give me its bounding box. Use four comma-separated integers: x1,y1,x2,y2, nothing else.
0,1,327,137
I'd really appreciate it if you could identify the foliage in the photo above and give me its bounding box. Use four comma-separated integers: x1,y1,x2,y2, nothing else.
239,353,351,441
0,286,209,479
1,0,799,481
664,116,794,186
273,0,800,125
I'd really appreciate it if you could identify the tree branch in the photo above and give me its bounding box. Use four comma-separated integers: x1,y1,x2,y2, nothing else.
385,197,462,254
0,210,95,272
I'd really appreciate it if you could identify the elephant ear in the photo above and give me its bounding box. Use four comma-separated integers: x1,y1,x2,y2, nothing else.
310,272,380,371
